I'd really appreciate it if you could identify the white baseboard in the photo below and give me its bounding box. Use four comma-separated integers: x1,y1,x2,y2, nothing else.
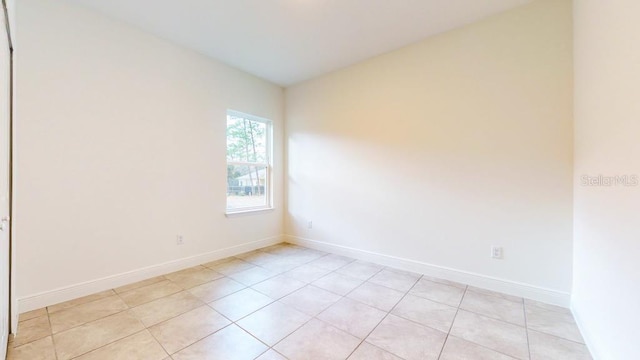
17,235,284,315
286,235,571,307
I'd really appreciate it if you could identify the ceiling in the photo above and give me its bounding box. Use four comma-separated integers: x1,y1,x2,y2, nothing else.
64,0,531,86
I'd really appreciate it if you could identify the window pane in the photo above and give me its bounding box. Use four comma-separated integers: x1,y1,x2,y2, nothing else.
227,164,268,210
226,116,267,163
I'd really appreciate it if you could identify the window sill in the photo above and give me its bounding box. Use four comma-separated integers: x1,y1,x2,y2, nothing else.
225,207,274,217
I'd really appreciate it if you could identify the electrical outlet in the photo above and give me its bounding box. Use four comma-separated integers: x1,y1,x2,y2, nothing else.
307,221,313,229
491,246,503,259
177,235,184,245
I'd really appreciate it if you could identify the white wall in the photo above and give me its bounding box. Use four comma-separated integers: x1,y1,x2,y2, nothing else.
14,0,283,311
572,1,640,359
286,0,573,303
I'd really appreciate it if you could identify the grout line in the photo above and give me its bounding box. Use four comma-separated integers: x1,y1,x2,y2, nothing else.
67,329,154,359
145,305,237,356
20,243,575,360
265,268,354,352
342,273,421,360
204,249,329,328
452,294,530,328
166,322,238,358
10,315,51,348
437,286,531,360
270,347,289,359
184,250,329,359
49,289,197,357
442,333,523,360
225,297,276,324
46,308,60,360
523,299,532,360
15,247,293,358
362,341,408,360
112,276,168,296
145,322,176,357
263,253,381,357
464,286,523,303
526,327,588,346
436,285,467,359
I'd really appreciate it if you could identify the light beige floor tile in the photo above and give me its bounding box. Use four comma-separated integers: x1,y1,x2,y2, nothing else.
7,336,56,360
440,335,518,360
280,285,341,316
297,247,327,256
237,301,310,345
188,277,245,303
13,315,52,347
75,330,167,360
285,249,326,264
47,290,116,314
460,290,525,326
385,267,422,278
236,250,282,266
132,291,203,327
309,254,355,271
149,306,231,354
255,349,288,360
366,314,447,360
114,276,167,294
259,258,304,273
251,274,306,299
450,310,529,360
318,297,387,338
171,324,267,360
18,308,48,322
275,319,361,360
528,330,592,360
336,261,384,280
313,272,363,296
53,310,145,360
410,278,466,307
202,258,255,275
284,264,332,283
348,342,402,360
235,249,263,259
526,306,584,343
525,299,571,314
261,243,303,256
118,280,182,307
368,269,420,292
260,243,291,252
347,282,405,312
209,288,273,321
49,295,128,333
228,266,277,286
421,275,467,289
467,286,523,303
391,294,457,333
165,266,223,289
12,245,592,360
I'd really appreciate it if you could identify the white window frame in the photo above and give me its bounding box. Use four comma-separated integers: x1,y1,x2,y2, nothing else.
225,110,273,214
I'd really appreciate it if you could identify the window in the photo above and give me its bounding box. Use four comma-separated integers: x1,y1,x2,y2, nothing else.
226,110,272,213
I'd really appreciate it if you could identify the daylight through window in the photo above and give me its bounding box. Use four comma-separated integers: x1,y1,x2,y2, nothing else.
226,110,272,212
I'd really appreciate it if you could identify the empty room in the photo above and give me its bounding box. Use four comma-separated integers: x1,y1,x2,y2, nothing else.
0,0,637,359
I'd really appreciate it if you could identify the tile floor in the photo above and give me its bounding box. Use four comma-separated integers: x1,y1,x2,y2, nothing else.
7,243,592,360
